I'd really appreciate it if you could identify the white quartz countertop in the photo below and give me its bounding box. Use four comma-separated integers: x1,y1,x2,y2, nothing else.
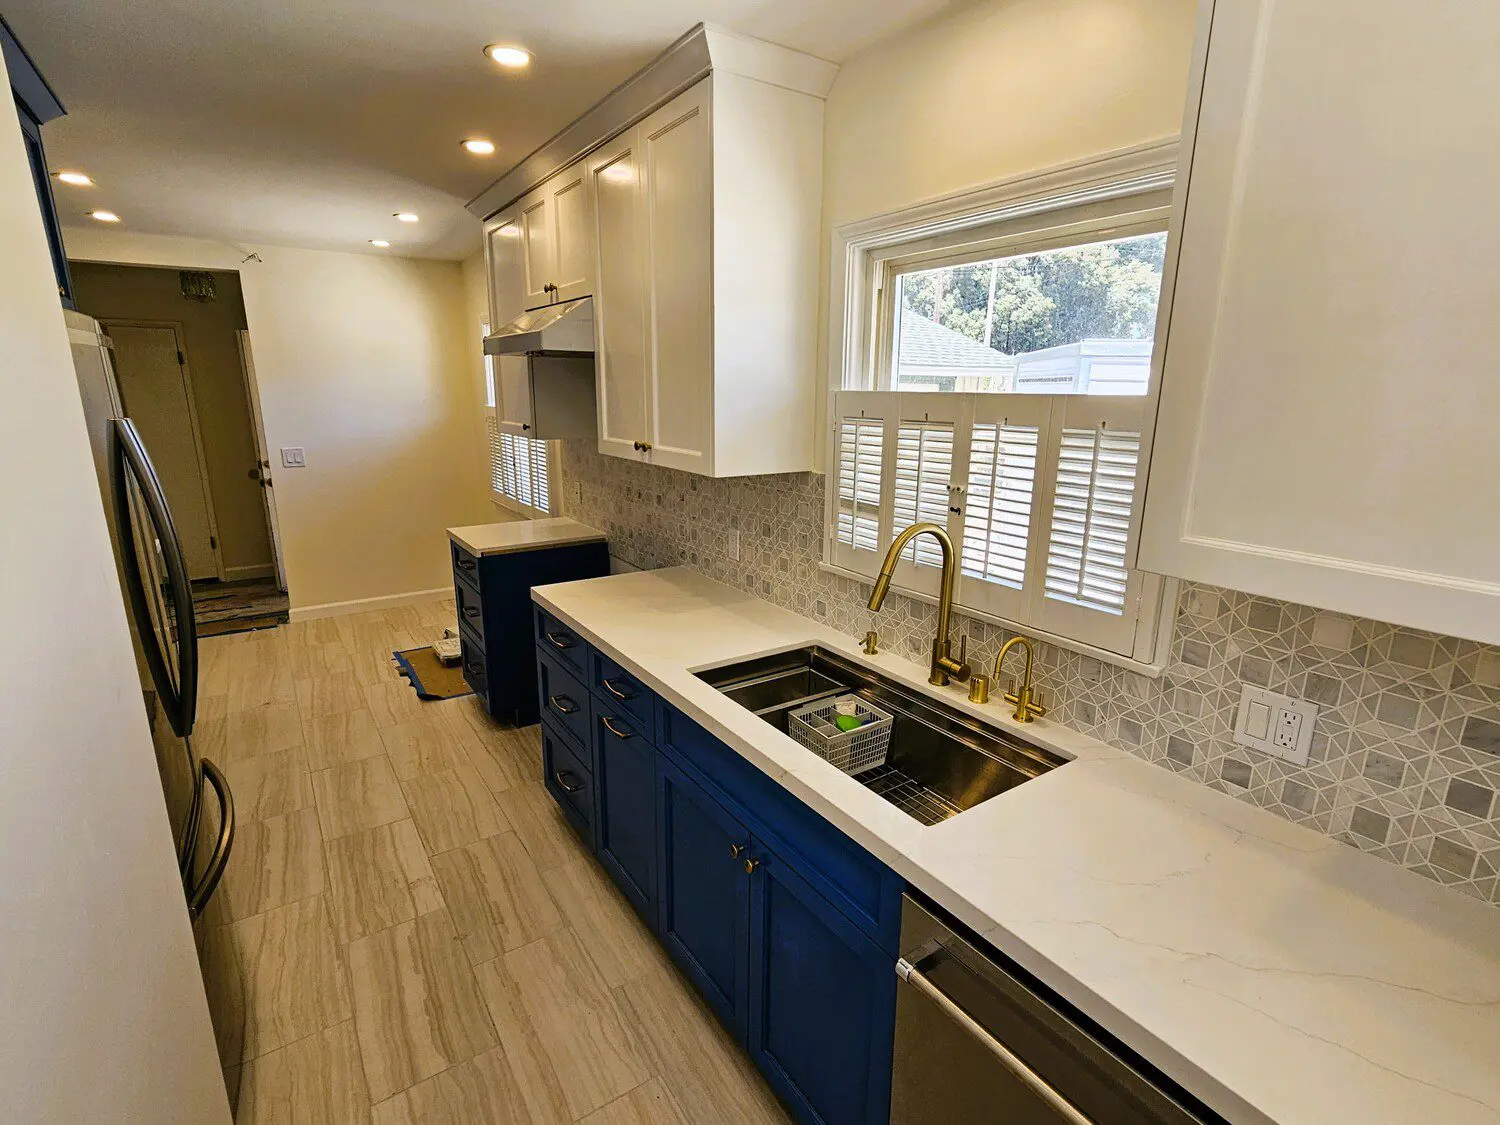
533,567,1500,1125
447,517,605,557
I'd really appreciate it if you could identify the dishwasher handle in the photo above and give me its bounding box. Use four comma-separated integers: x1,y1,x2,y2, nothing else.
897,958,1095,1125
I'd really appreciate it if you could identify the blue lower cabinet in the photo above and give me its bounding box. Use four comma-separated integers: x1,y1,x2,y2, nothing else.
749,847,896,1125
592,701,657,920
541,720,596,850
656,754,752,1042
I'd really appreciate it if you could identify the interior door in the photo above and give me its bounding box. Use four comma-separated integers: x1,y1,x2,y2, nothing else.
234,331,285,591
641,80,713,473
105,322,221,581
518,187,554,309
589,129,650,461
549,166,594,303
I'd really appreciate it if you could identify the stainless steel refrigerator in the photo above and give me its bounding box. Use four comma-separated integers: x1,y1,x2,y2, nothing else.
67,309,242,1104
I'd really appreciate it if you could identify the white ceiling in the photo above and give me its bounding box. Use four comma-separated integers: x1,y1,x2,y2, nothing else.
7,0,952,260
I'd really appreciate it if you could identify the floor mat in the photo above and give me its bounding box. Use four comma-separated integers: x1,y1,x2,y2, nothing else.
393,645,474,701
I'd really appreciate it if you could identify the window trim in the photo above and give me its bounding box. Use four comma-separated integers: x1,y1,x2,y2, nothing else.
821,140,1181,675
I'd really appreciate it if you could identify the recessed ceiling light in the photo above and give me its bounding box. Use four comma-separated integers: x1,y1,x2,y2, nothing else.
394,212,419,223
462,138,496,156
89,210,120,223
54,171,93,187
369,239,391,248
485,44,531,69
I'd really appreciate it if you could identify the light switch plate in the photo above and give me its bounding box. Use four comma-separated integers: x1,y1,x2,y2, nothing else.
1234,685,1317,765
280,447,306,468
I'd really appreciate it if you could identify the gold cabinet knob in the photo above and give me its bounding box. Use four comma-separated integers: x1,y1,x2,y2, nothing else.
729,843,745,859
743,857,760,875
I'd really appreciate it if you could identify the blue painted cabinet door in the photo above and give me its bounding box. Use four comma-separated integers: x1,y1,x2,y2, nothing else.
656,755,752,1042
748,845,896,1125
593,703,657,920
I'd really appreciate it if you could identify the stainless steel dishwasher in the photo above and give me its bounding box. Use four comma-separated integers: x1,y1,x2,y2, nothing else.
892,894,1219,1124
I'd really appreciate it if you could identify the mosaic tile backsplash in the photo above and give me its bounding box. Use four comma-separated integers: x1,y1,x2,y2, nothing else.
559,441,1500,906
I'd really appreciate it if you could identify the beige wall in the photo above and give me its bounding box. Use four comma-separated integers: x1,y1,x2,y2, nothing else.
70,262,274,578
62,228,496,614
821,0,1198,228
0,53,230,1125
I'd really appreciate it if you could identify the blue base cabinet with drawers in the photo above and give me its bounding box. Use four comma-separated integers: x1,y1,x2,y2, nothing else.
451,536,608,724
533,605,902,1125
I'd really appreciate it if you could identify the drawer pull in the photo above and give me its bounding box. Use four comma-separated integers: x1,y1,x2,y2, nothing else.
545,631,576,651
466,662,484,675
463,606,481,619
602,677,636,701
549,694,579,715
601,716,633,740
554,769,585,794
457,557,477,571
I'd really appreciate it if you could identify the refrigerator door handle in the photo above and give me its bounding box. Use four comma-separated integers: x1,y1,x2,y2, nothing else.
186,759,234,921
109,417,199,738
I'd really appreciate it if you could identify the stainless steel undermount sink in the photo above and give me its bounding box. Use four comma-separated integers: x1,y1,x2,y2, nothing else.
696,646,1065,825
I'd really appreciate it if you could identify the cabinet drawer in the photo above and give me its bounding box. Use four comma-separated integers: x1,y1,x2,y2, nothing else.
460,627,488,705
451,542,481,583
542,719,594,845
661,705,902,953
537,652,590,749
535,607,589,678
592,652,656,739
454,575,485,641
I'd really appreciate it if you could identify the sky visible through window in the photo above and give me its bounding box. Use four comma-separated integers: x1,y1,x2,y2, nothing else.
894,232,1167,395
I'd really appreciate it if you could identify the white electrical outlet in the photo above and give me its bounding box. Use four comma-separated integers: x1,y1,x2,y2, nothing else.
1234,685,1317,765
570,481,583,506
727,529,741,561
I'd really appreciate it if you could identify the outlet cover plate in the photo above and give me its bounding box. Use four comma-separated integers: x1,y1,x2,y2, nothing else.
1234,685,1317,765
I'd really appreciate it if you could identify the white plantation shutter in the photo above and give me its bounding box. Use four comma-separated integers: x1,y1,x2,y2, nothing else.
836,417,883,552
1035,396,1148,652
955,395,1049,620
893,419,957,575
490,423,555,516
823,391,1161,662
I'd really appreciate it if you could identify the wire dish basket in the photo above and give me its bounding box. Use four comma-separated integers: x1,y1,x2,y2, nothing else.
787,694,894,775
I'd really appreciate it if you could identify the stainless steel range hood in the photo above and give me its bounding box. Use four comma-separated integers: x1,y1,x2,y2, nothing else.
484,296,594,356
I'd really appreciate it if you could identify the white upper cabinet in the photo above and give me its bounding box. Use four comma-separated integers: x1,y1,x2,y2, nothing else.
512,168,596,310
587,41,835,477
589,128,651,462
1139,0,1500,643
482,208,524,331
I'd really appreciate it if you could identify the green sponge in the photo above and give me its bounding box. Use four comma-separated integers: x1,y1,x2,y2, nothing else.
834,713,864,733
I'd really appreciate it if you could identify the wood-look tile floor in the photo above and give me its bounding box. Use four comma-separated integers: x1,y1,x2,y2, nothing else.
196,596,791,1125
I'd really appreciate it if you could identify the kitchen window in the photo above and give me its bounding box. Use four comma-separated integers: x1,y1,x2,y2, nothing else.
483,321,557,518
825,149,1179,667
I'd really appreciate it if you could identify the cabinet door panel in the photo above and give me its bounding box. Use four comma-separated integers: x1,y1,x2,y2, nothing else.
519,188,554,308
551,168,594,303
589,131,650,461
656,755,750,1041
749,848,894,1125
495,355,533,435
484,208,525,331
1139,0,1500,642
593,701,656,920
641,81,712,473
